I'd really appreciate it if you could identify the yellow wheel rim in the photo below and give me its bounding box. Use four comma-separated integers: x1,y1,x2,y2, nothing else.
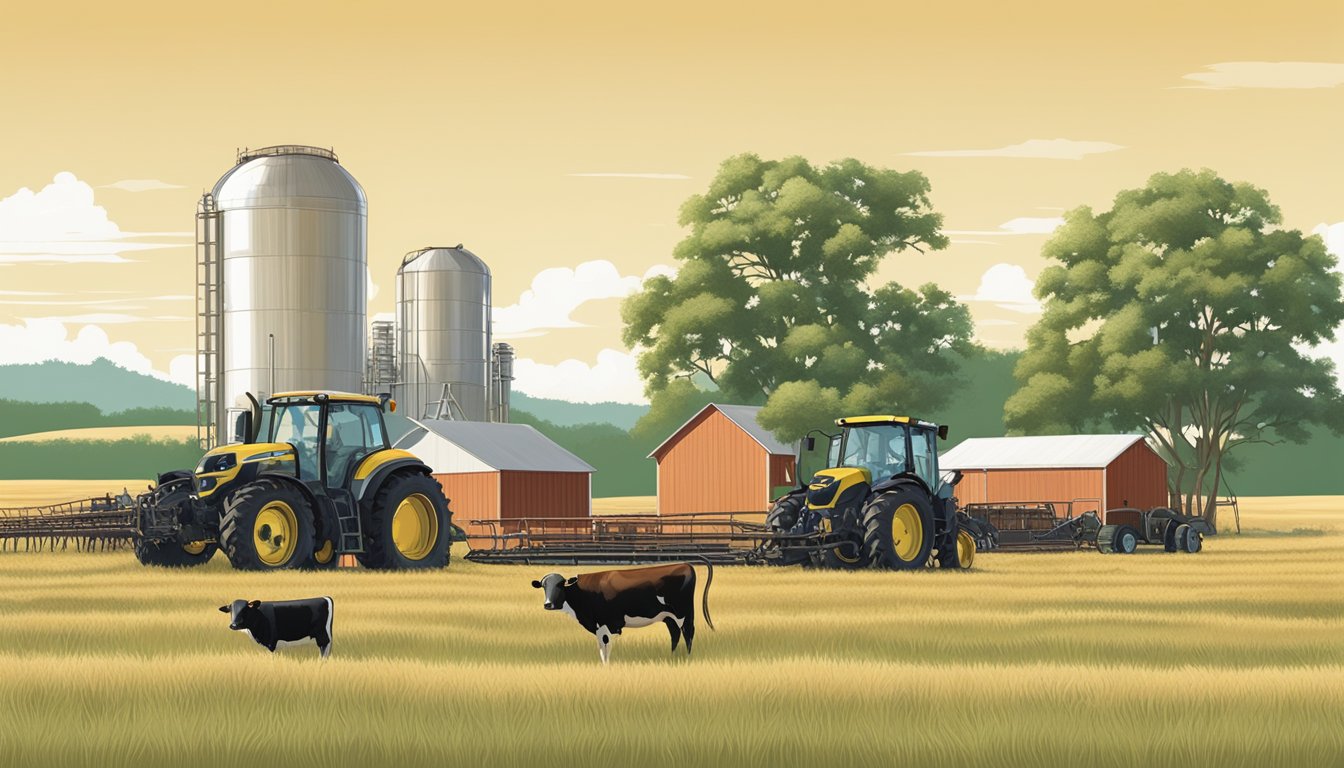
182,540,208,555
833,539,861,563
392,493,438,561
254,501,299,567
891,503,923,562
314,539,335,565
957,529,976,569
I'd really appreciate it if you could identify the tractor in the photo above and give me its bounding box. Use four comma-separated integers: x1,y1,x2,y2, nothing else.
765,415,980,570
135,391,452,571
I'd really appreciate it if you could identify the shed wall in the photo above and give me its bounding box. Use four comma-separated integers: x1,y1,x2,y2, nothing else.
656,408,770,515
1104,441,1169,511
954,468,1105,515
432,472,499,537
499,470,590,522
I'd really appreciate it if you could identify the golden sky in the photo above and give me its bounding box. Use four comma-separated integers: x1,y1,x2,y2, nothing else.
0,0,1340,402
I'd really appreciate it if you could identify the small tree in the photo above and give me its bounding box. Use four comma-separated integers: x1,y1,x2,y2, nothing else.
623,153,974,440
1006,169,1344,528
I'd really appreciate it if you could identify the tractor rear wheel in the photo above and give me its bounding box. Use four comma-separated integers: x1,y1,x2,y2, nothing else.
1114,525,1140,554
134,538,217,567
221,480,315,570
358,473,451,570
862,488,934,570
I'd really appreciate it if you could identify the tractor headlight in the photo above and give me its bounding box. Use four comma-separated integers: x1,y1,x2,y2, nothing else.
198,453,237,474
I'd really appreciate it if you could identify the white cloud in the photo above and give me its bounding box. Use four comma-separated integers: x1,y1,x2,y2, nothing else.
494,260,675,338
0,172,187,263
100,179,185,192
905,139,1125,160
1179,62,1344,90
367,268,380,302
1314,222,1343,260
512,348,648,404
960,263,1042,314
945,217,1065,237
949,239,1001,246
1301,222,1344,389
569,173,691,180
0,318,194,386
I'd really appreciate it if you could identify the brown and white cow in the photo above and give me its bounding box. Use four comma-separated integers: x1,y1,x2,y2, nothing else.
531,561,714,663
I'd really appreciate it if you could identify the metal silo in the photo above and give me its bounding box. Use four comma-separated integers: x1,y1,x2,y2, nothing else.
395,246,492,422
196,145,367,446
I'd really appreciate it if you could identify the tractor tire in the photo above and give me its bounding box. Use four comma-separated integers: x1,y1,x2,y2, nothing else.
134,538,217,567
1096,524,1118,554
819,528,870,570
1114,525,1140,554
862,488,935,570
953,528,976,569
357,472,451,570
301,505,341,570
221,479,315,571
766,495,803,534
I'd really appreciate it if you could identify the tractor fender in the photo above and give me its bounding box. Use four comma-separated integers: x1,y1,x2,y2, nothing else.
353,454,433,507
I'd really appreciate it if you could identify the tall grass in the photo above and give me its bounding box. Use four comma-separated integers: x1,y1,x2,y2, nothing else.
0,507,1341,766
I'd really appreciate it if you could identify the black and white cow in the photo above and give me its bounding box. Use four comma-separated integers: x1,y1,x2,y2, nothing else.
531,561,713,664
219,597,334,658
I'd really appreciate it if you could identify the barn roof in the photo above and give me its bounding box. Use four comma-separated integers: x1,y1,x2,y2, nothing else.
648,403,796,459
391,418,595,474
939,434,1149,470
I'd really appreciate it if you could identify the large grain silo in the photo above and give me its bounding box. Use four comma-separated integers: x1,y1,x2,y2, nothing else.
196,145,367,447
394,246,492,421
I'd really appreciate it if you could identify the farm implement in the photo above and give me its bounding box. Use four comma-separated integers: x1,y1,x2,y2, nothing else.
0,491,141,552
961,502,1211,554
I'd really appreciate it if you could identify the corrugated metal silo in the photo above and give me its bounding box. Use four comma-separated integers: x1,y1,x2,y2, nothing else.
198,145,367,444
395,246,492,421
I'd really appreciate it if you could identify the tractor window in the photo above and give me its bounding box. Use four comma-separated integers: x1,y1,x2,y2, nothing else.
270,404,321,481
841,424,909,480
323,404,389,487
911,428,937,488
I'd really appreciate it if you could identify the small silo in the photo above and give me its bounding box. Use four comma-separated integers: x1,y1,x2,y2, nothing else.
197,145,367,445
395,246,492,421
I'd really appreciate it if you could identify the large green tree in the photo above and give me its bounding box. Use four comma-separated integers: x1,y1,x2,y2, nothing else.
622,154,974,441
1006,169,1344,528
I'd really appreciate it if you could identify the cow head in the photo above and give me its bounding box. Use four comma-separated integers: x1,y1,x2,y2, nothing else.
530,573,578,610
218,599,263,631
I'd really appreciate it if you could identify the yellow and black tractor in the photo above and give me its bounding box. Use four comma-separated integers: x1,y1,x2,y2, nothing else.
765,415,976,570
135,391,452,571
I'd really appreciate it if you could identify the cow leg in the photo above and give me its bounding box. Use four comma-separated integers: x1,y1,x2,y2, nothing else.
683,615,695,656
664,617,681,653
595,627,612,664
315,630,332,659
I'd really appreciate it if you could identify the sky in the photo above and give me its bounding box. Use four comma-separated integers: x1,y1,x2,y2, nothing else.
0,0,1340,404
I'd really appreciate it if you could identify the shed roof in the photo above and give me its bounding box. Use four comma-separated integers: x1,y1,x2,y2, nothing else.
392,418,594,473
939,434,1149,470
648,403,796,459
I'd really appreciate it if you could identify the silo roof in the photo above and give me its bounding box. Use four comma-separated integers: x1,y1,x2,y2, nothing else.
939,434,1149,470
400,246,490,275
393,418,594,473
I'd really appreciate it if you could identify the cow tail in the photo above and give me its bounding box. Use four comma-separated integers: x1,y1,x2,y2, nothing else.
692,555,715,631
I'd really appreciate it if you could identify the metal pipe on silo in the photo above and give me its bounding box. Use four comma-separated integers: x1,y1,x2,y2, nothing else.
196,145,368,447
394,246,492,421
491,342,515,423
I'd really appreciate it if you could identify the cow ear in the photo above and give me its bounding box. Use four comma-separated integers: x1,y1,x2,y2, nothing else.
530,580,542,588
564,576,578,587
218,605,229,613
247,600,262,609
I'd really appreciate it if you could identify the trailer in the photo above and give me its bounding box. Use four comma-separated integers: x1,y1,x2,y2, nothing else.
960,501,1211,554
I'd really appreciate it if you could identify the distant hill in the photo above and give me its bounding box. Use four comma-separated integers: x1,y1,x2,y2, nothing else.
0,360,195,413
511,391,647,430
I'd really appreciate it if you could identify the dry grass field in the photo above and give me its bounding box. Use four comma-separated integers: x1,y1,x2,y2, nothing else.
0,426,198,444
0,494,1340,767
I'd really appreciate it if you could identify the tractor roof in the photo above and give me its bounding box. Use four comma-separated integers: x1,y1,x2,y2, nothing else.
837,415,938,429
268,391,384,405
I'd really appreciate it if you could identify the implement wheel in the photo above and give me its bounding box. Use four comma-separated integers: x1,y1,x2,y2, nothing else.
863,488,934,570
1096,524,1118,554
1114,525,1140,554
134,538,217,567
358,473,451,570
221,479,315,570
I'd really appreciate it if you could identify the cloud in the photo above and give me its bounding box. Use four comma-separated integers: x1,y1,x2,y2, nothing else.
960,263,1042,314
1179,62,1344,90
905,139,1124,160
100,179,185,192
568,173,690,180
0,318,194,386
20,313,192,324
975,318,1019,327
945,216,1065,237
512,348,648,404
494,260,675,338
0,172,187,263
1314,222,1343,260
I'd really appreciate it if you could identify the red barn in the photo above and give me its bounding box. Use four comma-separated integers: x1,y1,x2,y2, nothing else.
939,434,1169,521
649,404,797,516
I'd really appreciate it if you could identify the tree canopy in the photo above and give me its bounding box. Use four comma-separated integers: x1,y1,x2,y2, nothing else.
623,153,973,441
1005,169,1344,527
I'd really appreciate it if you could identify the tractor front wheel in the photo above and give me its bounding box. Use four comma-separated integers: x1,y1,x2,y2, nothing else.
221,480,315,570
862,489,935,570
134,538,217,567
358,473,451,570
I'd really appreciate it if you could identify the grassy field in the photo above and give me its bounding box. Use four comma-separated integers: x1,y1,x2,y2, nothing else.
0,498,1341,767
0,426,198,444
